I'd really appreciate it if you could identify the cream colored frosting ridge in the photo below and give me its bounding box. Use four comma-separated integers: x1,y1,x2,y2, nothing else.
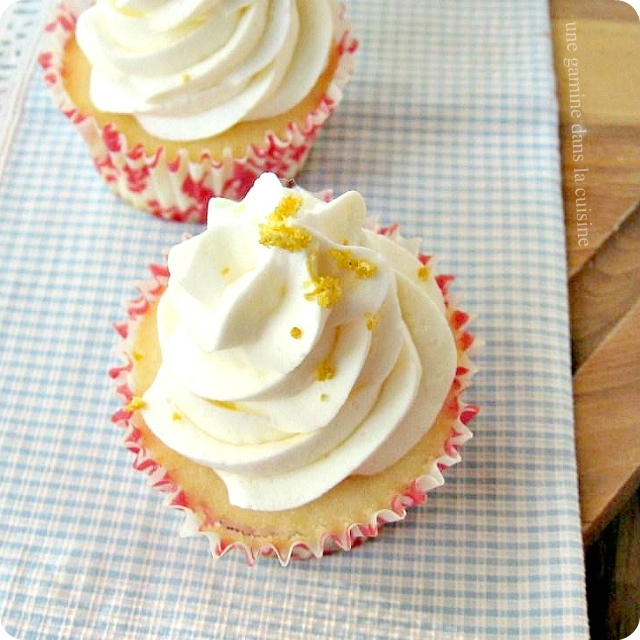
75,0,338,141
141,173,457,510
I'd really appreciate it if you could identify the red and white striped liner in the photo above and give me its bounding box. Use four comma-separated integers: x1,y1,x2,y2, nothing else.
39,1,358,223
109,227,479,566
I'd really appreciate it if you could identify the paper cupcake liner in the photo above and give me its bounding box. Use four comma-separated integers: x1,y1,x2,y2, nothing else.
39,1,358,222
109,226,479,565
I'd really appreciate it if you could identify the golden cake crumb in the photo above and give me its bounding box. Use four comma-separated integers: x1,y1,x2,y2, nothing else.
329,248,377,278
320,394,328,402
305,276,342,308
125,396,147,411
290,327,302,339
418,265,429,281
132,350,143,362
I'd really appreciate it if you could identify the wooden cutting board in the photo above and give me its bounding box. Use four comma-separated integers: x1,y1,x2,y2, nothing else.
550,0,640,545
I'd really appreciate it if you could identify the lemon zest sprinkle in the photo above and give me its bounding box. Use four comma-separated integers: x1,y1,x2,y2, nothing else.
290,327,302,339
320,394,328,402
305,276,342,308
132,350,143,362
221,267,230,276
418,265,429,281
172,412,183,421
316,328,340,381
208,400,238,411
260,224,312,252
328,248,377,278
316,360,335,381
259,196,311,252
365,312,380,331
125,396,147,412
271,195,303,222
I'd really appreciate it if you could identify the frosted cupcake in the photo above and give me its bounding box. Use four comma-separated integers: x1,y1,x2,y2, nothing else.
111,174,478,564
40,1,357,221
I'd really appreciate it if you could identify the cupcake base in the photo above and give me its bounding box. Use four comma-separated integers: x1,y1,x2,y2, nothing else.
110,250,478,565
61,36,342,165
40,1,358,222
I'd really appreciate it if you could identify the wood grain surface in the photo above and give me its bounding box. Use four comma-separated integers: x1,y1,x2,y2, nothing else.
550,3,640,636
551,0,640,544
553,17,640,277
569,204,640,368
585,492,640,640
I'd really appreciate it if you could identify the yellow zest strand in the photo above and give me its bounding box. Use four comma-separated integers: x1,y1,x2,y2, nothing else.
418,265,429,281
304,276,342,308
316,360,335,381
125,396,147,411
365,312,380,331
258,196,312,252
259,225,312,252
208,400,238,411
328,248,377,278
271,195,303,222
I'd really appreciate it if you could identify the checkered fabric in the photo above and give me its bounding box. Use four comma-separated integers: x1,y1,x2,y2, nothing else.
0,1,589,638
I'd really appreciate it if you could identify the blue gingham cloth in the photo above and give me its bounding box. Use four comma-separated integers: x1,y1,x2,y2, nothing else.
0,1,589,638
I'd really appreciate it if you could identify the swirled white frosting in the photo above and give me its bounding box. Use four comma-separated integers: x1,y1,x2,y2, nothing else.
75,0,338,141
141,173,457,510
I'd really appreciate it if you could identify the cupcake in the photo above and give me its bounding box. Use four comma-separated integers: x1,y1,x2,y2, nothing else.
40,1,357,222
110,173,478,564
